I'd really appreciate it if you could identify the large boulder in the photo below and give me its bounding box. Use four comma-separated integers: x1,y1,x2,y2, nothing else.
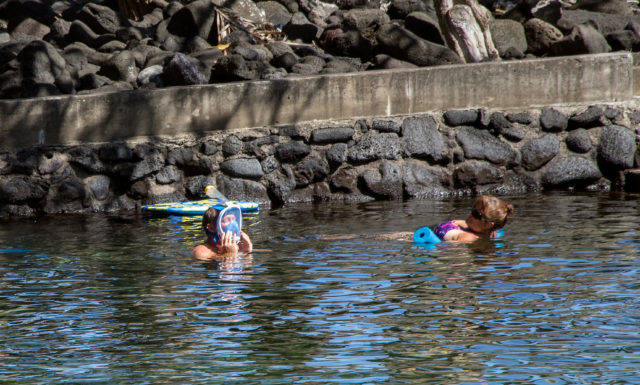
454,160,504,188
565,129,593,154
520,135,559,171
443,109,479,127
376,23,461,67
343,9,390,41
551,23,610,56
276,141,311,163
524,18,563,56
597,125,636,174
359,160,403,199
163,0,219,44
490,19,528,58
162,52,207,85
266,167,296,204
256,1,292,27
216,174,270,203
557,9,635,35
98,50,139,84
540,107,568,132
220,158,265,179
0,175,49,203
283,12,320,42
542,156,602,187
404,11,443,45
294,156,330,187
76,2,125,35
319,27,375,61
455,127,517,166
17,39,73,93
402,116,448,164
310,126,354,144
348,131,402,163
402,160,450,198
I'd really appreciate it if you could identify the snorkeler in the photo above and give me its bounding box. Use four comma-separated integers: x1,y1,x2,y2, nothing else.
193,206,253,261
432,195,514,243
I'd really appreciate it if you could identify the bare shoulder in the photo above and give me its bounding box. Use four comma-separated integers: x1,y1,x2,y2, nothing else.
449,230,479,243
193,243,217,261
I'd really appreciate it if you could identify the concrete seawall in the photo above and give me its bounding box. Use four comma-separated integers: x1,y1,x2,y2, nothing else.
0,52,634,151
1,52,639,217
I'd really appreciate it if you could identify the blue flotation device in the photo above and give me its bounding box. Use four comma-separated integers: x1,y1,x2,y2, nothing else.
413,227,442,244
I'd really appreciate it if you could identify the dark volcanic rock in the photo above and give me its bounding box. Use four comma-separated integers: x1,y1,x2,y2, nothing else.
543,156,602,188
597,125,636,174
550,24,611,56
444,110,479,127
348,131,402,163
376,23,461,67
454,160,504,188
402,160,449,198
569,105,605,128
220,158,264,179
540,107,568,132
1,0,639,102
456,127,517,166
162,52,207,85
565,128,593,154
0,176,49,203
404,11,444,45
294,156,329,187
276,141,311,163
311,126,354,144
520,135,559,171
402,116,448,164
360,160,403,200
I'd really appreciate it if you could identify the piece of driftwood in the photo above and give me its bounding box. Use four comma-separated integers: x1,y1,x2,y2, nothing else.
435,0,500,63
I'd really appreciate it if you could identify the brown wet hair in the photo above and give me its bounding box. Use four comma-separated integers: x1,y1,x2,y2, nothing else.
202,207,220,230
471,195,514,230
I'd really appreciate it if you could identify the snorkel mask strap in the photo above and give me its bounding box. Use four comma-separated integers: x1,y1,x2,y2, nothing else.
205,228,219,243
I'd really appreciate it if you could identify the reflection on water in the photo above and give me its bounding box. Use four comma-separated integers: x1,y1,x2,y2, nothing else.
1,192,640,383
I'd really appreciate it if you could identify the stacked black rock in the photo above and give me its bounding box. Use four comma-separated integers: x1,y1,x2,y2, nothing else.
0,0,639,99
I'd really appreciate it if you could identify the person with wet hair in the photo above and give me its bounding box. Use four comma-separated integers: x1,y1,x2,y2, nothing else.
192,207,253,261
433,195,514,243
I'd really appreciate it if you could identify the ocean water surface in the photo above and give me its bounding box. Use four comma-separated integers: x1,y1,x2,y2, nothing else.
1,191,639,384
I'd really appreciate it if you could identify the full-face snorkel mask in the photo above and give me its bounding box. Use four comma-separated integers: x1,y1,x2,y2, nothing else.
214,204,242,243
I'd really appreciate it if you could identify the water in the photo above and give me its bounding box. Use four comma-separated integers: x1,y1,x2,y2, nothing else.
1,191,640,384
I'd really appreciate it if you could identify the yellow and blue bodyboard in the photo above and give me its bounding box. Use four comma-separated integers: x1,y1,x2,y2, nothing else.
142,199,259,216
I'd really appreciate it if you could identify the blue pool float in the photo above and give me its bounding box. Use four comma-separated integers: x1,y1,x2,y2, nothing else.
413,227,442,244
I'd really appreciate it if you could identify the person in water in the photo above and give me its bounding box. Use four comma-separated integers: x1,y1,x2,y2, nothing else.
193,207,253,261
433,195,514,243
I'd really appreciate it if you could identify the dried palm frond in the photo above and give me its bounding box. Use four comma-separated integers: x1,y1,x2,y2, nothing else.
214,7,285,45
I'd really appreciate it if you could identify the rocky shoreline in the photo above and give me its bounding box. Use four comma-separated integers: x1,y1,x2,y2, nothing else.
1,102,639,217
1,0,640,99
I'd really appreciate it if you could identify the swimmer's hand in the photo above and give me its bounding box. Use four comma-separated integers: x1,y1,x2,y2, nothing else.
218,230,239,256
239,231,253,253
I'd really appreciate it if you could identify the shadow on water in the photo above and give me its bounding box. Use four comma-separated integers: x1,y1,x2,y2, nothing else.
1,191,640,383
